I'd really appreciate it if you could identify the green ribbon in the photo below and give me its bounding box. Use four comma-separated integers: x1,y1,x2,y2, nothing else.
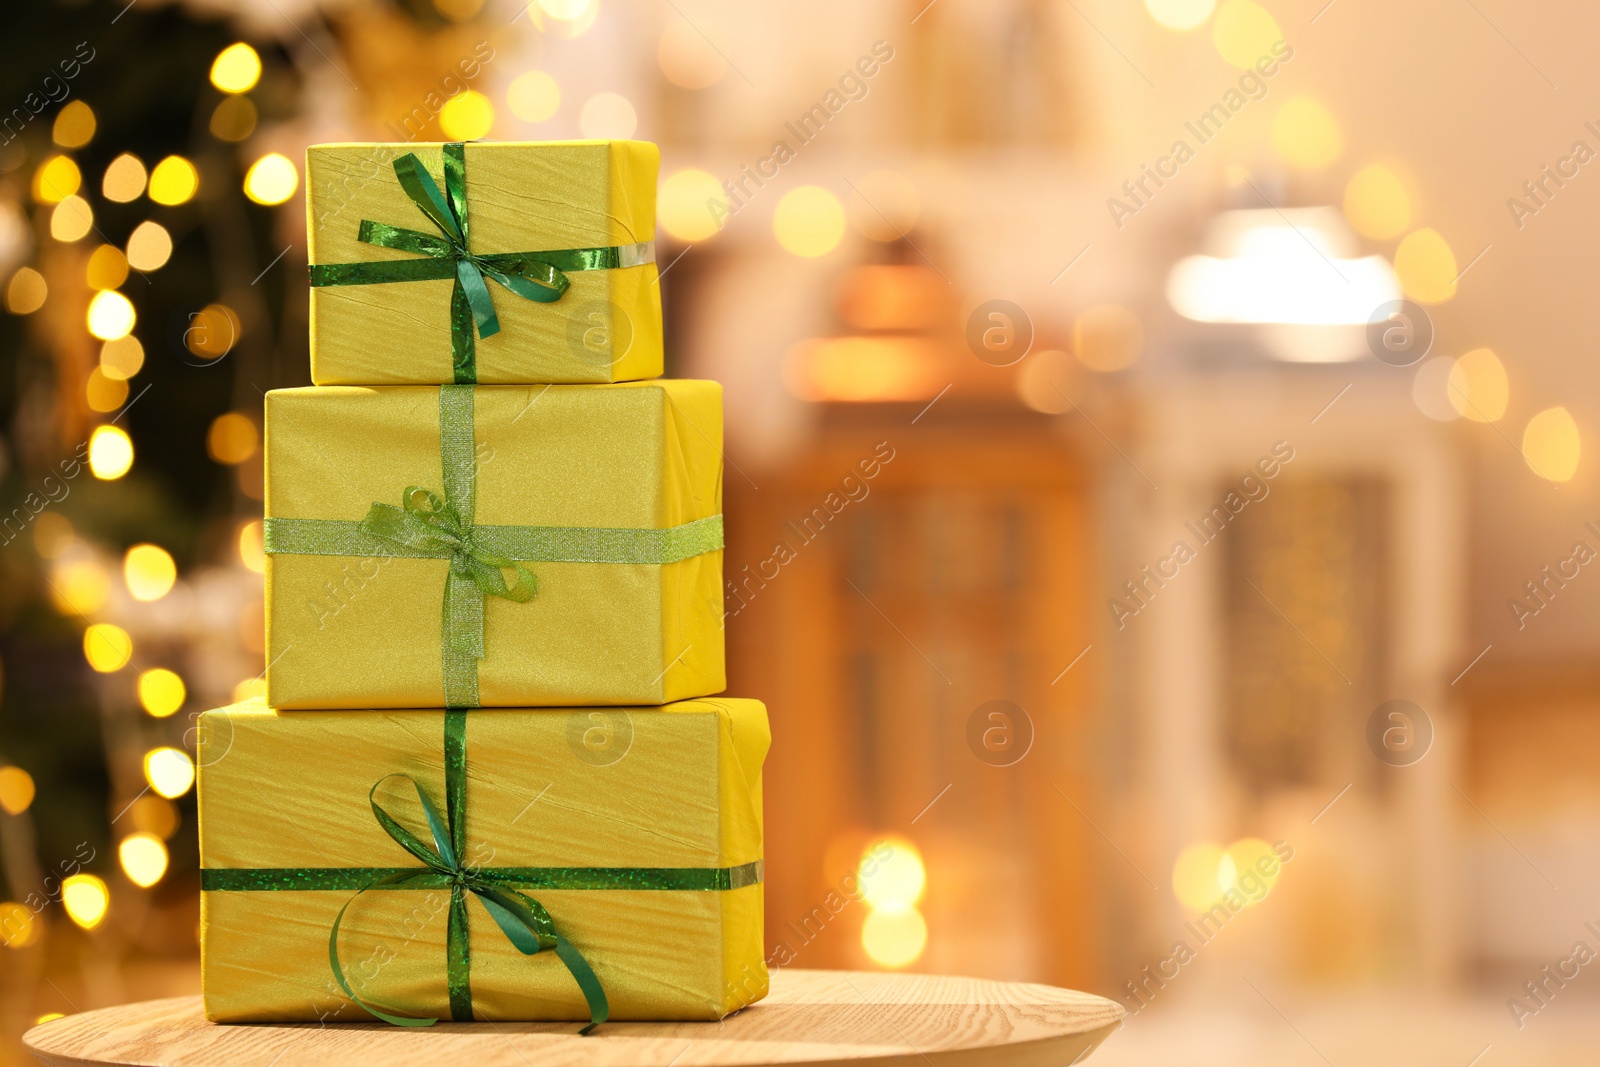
262,385,723,708
201,709,765,1032
308,142,655,383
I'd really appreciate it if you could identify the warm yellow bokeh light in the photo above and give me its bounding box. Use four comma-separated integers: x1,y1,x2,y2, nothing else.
861,907,928,968
53,100,96,148
0,901,39,948
209,95,258,141
126,220,174,272
101,336,145,381
50,195,94,242
87,290,136,340
36,1013,66,1024
33,155,81,203
233,677,268,703
119,833,169,888
85,367,129,413
578,92,637,139
1221,838,1281,902
87,245,130,290
1211,0,1282,68
243,153,298,205
210,43,262,94
208,412,259,465
658,18,728,89
1173,841,1227,911
238,520,266,573
507,71,560,122
1522,406,1580,482
83,624,133,673
144,747,195,800
6,267,47,314
138,668,186,718
439,90,496,140
1146,0,1215,31
860,838,926,913
1016,350,1075,413
0,766,35,815
1271,96,1342,170
1394,228,1458,304
61,874,109,930
774,186,846,258
538,0,596,19
124,544,177,602
186,303,240,360
128,795,180,839
102,153,147,202
659,169,727,242
89,425,134,480
1074,304,1144,372
846,170,920,242
51,558,109,615
1447,348,1509,422
148,156,200,206
1343,164,1411,240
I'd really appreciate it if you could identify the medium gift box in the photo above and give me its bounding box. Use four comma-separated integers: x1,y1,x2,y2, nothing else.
198,697,768,1025
263,380,724,709
307,140,662,386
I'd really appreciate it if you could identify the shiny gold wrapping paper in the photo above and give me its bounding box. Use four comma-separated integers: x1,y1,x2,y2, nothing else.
307,140,662,385
264,381,724,709
199,697,768,1023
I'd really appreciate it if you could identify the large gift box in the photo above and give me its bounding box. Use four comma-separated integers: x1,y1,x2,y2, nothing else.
199,697,768,1024
264,381,724,709
307,140,661,386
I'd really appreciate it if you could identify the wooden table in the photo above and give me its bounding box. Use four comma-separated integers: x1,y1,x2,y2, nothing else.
24,969,1124,1067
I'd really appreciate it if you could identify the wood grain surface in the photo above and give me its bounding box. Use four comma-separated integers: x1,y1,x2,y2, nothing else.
23,969,1125,1067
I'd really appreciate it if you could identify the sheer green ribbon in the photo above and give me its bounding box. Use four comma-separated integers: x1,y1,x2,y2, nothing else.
262,385,724,708
307,142,655,383
200,709,765,1032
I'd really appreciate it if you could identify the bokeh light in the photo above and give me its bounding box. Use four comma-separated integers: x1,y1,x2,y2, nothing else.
89,425,134,479
209,43,262,94
774,186,846,257
658,19,728,89
186,303,241,360
1271,96,1343,170
144,747,196,799
52,100,96,148
1146,0,1215,31
126,220,174,271
0,765,35,815
659,169,726,242
1211,0,1282,68
83,623,133,673
100,336,146,381
87,245,130,290
845,170,920,242
62,875,109,930
86,368,129,413
208,412,258,464
243,153,298,205
440,90,496,140
538,0,596,20
1016,350,1076,413
1344,164,1411,240
233,677,267,703
87,290,136,340
1412,355,1460,421
148,156,200,206
119,833,169,888
579,92,637,139
32,155,81,203
1074,304,1144,372
51,557,109,615
102,153,147,202
138,668,187,718
50,195,94,242
209,95,257,141
1173,841,1227,911
128,795,180,839
6,267,47,314
861,907,928,967
1221,838,1282,902
124,543,177,602
0,901,39,948
1394,227,1458,304
1447,347,1508,422
239,520,266,573
859,838,925,913
507,70,560,122
1522,406,1580,481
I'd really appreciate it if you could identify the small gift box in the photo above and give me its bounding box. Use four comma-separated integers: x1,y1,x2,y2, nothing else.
263,381,724,709
198,698,768,1025
307,140,662,386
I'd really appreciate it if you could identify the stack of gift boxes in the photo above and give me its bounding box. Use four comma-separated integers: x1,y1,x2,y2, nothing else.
196,140,768,1030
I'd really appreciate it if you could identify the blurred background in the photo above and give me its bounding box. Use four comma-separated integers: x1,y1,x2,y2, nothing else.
3,0,1599,1063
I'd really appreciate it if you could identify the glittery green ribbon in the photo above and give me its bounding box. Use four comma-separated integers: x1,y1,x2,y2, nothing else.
201,710,764,1031
307,142,655,384
262,385,724,708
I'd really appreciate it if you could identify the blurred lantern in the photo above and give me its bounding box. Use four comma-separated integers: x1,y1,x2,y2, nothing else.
1343,164,1412,240
6,267,47,314
124,543,177,601
1271,96,1343,170
61,874,109,930
0,765,35,815
88,425,134,479
144,747,195,799
861,907,928,968
1211,0,1281,68
578,93,636,139
845,170,920,242
101,153,147,202
1522,407,1580,481
0,901,39,948
138,668,186,718
1393,227,1458,304
86,290,136,340
774,186,846,258
209,43,262,94
50,196,94,242
440,91,495,140
658,169,726,242
658,18,728,89
118,833,169,888
147,156,199,206
1447,347,1508,422
100,336,145,380
126,221,173,271
243,153,298,206
83,623,133,672
209,96,257,142
507,71,560,122
86,245,130,290
207,412,258,464
238,520,266,573
1146,0,1215,30
52,100,96,147
32,155,81,203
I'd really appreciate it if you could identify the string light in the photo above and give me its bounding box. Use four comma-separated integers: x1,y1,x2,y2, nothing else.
87,290,136,340
147,156,199,206
5,267,47,314
1523,407,1581,481
144,748,195,799
578,93,636,139
774,186,846,257
118,833,169,888
86,245,130,290
440,91,495,140
207,413,258,464
243,153,298,206
50,196,94,242
138,668,186,718
83,624,133,673
0,902,39,948
100,336,145,380
32,155,81,203
88,425,134,480
52,101,96,148
61,875,109,930
507,71,560,122
658,170,725,242
209,43,262,94
124,544,177,602
0,766,35,815
126,221,173,272
102,153,147,202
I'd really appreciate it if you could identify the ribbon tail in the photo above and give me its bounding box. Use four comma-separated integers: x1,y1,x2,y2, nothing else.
456,259,501,339
329,873,438,1027
555,936,610,1035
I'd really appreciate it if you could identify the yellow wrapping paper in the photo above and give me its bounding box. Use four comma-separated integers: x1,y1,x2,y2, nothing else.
199,697,768,1023
307,140,662,385
264,380,725,709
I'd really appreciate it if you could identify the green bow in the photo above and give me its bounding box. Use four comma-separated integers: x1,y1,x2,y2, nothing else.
360,486,535,662
308,142,654,384
329,718,608,1032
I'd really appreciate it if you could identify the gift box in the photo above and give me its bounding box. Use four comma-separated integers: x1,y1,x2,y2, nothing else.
198,697,768,1025
307,140,662,386
263,380,724,709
